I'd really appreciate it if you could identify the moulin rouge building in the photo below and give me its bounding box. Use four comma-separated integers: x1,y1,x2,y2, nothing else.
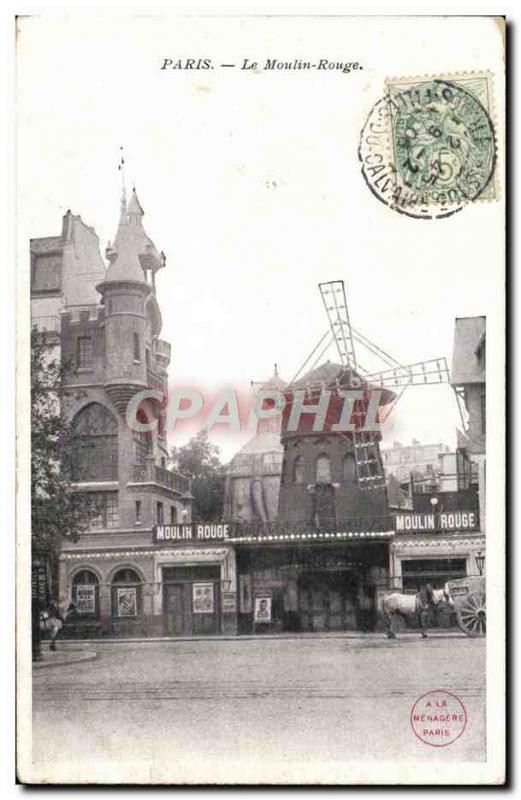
31,193,484,639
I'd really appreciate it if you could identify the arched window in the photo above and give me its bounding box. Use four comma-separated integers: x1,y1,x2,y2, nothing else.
72,569,99,617
72,403,118,481
111,568,142,618
316,453,332,484
293,455,304,484
342,453,357,482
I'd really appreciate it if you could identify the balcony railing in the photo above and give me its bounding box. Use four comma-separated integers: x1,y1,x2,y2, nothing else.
154,339,171,362
147,367,167,394
132,462,192,495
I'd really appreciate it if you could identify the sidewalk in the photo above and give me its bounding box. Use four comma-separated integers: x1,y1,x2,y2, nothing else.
59,628,466,646
33,644,98,669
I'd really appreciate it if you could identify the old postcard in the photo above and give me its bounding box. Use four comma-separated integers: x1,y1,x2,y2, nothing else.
15,14,505,785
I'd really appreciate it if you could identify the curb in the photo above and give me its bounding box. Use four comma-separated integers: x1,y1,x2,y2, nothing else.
33,651,98,669
59,630,467,646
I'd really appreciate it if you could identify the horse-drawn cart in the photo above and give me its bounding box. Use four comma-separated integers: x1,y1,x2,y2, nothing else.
446,575,486,637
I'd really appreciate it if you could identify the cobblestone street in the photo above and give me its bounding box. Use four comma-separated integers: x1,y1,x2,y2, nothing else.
31,633,486,783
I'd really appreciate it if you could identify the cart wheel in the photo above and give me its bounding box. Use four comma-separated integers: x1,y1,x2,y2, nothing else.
456,591,486,637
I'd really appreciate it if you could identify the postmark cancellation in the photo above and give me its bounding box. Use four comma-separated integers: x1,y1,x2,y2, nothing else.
359,72,499,219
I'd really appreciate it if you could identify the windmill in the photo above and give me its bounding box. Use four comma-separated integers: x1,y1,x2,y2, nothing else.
283,280,453,492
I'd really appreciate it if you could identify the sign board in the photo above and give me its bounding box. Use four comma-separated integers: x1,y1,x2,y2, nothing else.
31,559,50,607
192,582,214,614
394,511,479,533
76,585,96,615
154,523,229,544
222,591,237,612
116,587,137,617
254,595,272,623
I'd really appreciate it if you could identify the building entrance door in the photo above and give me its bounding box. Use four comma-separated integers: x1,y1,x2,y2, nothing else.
298,571,357,631
162,565,222,637
163,583,192,636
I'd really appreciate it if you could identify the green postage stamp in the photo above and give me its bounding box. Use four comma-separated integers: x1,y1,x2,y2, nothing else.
359,72,498,219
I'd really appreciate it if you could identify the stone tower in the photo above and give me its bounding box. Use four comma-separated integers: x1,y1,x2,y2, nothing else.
276,361,393,530
97,188,166,416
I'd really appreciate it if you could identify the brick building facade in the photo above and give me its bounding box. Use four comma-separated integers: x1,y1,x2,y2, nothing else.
31,193,238,637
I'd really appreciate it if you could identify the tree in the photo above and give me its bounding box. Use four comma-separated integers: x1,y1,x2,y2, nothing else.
170,430,224,522
31,329,93,657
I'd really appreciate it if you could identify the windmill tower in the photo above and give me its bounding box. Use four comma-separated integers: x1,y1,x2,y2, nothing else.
277,281,450,531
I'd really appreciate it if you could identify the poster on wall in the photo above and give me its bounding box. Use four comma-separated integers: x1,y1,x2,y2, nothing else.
239,574,253,614
254,596,272,623
76,585,96,615
192,583,214,614
116,587,137,617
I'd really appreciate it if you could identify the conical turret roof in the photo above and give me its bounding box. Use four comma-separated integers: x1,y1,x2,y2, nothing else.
100,188,163,286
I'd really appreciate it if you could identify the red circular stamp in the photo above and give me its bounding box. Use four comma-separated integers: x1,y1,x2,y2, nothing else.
410,690,467,747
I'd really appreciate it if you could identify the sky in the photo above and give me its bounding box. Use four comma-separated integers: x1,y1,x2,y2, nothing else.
17,15,504,462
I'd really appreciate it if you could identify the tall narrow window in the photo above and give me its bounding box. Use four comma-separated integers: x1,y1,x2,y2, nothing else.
316,454,332,484
342,453,356,482
170,506,177,524
133,332,140,362
135,499,142,523
157,501,164,525
293,455,304,484
77,336,93,367
133,409,152,464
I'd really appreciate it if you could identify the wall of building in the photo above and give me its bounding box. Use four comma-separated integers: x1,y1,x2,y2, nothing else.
278,434,387,526
465,384,486,456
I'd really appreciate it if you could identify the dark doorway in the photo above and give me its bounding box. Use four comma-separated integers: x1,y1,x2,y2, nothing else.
162,565,221,637
298,570,357,631
163,583,192,636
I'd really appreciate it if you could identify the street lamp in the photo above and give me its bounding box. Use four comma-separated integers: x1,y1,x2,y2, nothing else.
475,551,485,576
429,496,439,509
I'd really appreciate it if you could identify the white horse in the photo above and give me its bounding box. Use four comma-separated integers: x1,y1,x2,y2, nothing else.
432,584,455,607
39,599,76,651
382,585,446,639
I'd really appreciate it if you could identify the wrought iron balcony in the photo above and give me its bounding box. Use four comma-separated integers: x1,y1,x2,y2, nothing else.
131,462,192,495
154,338,171,364
146,367,167,394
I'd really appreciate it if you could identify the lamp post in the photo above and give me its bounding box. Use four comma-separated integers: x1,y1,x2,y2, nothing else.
475,551,485,576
